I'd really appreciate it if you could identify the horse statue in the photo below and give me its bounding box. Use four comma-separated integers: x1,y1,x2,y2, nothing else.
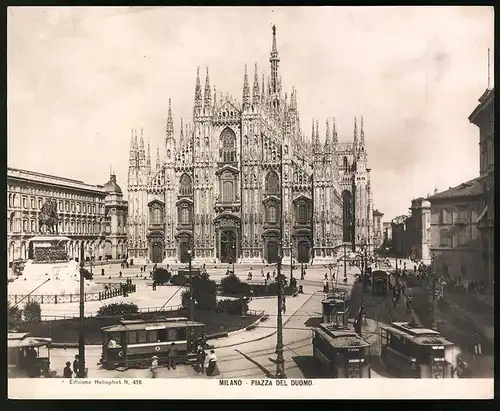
38,199,59,235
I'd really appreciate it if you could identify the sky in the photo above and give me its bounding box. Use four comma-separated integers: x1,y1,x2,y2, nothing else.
7,6,494,221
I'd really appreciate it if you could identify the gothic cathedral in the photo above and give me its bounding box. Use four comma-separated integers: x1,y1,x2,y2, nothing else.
127,27,374,265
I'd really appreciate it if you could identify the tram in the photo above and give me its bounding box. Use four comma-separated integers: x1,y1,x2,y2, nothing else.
100,317,205,370
321,290,351,326
372,270,390,295
313,323,372,378
380,322,455,378
8,332,52,378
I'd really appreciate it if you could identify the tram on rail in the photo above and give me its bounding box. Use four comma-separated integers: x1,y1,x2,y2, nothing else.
371,270,390,296
8,332,52,378
381,322,456,378
313,323,372,378
100,317,205,370
321,290,351,326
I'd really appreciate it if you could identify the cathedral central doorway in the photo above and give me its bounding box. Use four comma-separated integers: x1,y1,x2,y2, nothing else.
151,243,163,263
179,240,193,263
297,240,310,263
266,240,279,263
220,230,237,264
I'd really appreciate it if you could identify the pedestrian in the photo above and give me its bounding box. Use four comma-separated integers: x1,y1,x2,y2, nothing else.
392,296,397,308
167,342,177,370
119,271,122,278
206,349,220,376
73,354,80,377
63,361,73,378
406,296,412,314
152,280,157,291
324,273,328,281
196,346,206,374
261,268,264,277
150,355,159,378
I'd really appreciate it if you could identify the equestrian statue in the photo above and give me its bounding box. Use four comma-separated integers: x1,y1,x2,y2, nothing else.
38,198,59,235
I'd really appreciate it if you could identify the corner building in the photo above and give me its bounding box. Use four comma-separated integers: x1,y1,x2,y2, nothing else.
127,28,374,265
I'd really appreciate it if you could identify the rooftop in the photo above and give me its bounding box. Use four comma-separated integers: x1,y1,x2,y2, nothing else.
427,177,482,201
469,87,494,124
373,209,384,217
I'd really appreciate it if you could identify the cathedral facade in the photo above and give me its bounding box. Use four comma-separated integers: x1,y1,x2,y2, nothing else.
127,27,373,265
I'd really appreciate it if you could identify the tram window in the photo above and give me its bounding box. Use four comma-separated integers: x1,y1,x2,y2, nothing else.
157,329,167,342
138,330,147,343
167,329,177,341
147,330,158,343
177,328,187,340
128,332,137,344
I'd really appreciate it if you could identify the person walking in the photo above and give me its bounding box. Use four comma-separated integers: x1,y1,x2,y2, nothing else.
167,342,177,370
206,349,220,376
150,355,159,378
196,346,207,374
406,296,413,314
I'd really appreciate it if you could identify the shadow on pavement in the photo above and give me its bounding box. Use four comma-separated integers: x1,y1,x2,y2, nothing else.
291,355,327,378
234,349,274,378
304,317,322,328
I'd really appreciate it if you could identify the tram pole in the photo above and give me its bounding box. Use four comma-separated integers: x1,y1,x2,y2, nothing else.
188,248,194,322
78,245,86,378
431,252,437,330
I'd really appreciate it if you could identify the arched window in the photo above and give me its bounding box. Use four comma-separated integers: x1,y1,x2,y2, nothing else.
151,206,163,225
343,156,348,170
220,128,236,163
9,214,14,232
222,181,234,203
179,205,191,225
265,171,280,195
180,174,193,196
297,203,308,224
266,205,278,223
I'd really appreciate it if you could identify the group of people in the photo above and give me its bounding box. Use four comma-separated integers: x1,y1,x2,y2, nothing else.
62,354,81,378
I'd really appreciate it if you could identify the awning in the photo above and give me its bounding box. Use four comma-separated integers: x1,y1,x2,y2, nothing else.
477,205,488,223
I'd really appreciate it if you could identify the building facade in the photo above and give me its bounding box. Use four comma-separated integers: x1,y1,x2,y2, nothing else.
390,215,410,256
382,222,392,246
7,168,128,266
469,87,494,292
428,179,483,282
372,209,384,249
407,198,432,263
127,27,374,264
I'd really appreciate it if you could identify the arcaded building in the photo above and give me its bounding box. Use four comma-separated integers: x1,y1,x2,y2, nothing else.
127,27,374,264
7,168,128,267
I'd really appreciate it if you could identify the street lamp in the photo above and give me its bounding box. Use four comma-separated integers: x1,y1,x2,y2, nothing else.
231,244,236,274
289,240,293,280
78,244,86,378
430,252,437,330
275,242,286,379
187,248,194,322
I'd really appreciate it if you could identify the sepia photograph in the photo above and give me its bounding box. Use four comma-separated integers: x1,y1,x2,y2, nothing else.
7,6,494,399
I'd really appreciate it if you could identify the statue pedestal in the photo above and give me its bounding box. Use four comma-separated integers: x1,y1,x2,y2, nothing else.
8,235,103,297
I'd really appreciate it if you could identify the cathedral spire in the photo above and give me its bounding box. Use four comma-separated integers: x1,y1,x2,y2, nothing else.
252,63,260,105
353,116,358,146
332,117,338,144
242,64,250,107
213,85,217,108
270,25,280,94
204,67,211,110
261,74,265,104
179,118,184,147
194,67,202,114
324,119,331,152
129,128,137,165
166,98,174,140
139,128,146,166
315,120,320,151
360,115,365,145
156,146,161,170
147,141,151,170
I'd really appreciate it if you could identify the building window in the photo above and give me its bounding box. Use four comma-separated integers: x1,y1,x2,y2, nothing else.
265,171,280,195
343,156,348,170
179,174,193,196
9,215,14,232
83,204,87,213
266,205,278,223
22,197,27,208
88,223,91,233
222,181,234,203
30,198,35,209
179,205,191,225
77,203,81,213
77,222,80,233
297,203,308,224
151,206,163,225
65,202,69,212
439,229,448,246
220,128,236,163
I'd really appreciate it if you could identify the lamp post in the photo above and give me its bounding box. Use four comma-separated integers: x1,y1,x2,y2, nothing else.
327,262,335,292
187,248,194,322
431,252,437,330
275,243,286,379
231,244,236,274
78,244,86,378
289,240,293,280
